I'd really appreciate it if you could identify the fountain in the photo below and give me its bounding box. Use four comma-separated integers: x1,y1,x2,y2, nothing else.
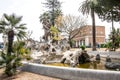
24,38,120,71
22,36,120,80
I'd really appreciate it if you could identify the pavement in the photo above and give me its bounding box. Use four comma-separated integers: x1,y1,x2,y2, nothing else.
86,48,120,59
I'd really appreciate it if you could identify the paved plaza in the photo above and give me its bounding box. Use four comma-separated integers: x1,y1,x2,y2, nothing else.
86,48,120,59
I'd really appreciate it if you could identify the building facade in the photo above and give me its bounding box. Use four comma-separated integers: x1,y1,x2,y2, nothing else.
73,25,105,47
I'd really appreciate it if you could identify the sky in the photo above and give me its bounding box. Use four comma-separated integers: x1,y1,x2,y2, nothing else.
0,0,119,42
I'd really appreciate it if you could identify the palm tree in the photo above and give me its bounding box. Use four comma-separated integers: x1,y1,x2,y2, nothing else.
0,13,27,76
40,12,50,26
94,0,120,51
0,13,27,53
79,0,100,51
40,12,51,41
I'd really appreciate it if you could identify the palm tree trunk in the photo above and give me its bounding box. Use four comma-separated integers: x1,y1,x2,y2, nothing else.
111,10,115,51
6,30,14,76
7,30,14,55
91,7,96,51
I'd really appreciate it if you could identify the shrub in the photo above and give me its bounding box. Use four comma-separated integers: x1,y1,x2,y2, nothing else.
100,44,107,48
0,41,31,76
69,40,75,48
80,45,86,50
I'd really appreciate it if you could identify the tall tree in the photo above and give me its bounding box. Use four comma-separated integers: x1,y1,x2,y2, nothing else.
0,13,27,54
60,15,86,47
108,28,120,51
95,0,120,50
79,0,100,51
39,12,51,41
43,0,62,26
0,13,27,76
97,0,120,23
40,0,62,42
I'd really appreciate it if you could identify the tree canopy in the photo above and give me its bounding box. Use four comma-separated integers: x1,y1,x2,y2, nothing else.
96,0,120,22
60,15,86,46
41,0,62,26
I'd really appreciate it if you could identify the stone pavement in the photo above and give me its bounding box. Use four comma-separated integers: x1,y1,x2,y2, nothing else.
0,69,62,80
86,48,120,59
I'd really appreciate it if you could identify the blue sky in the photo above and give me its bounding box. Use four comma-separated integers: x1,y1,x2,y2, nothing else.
0,0,119,41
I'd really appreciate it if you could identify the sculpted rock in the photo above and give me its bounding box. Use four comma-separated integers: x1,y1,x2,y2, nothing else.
105,62,120,70
105,56,120,70
60,50,91,66
60,51,73,63
106,56,111,62
96,54,101,61
78,50,90,64
60,50,82,64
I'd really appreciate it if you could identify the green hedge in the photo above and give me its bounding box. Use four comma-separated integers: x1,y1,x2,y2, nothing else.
100,44,107,48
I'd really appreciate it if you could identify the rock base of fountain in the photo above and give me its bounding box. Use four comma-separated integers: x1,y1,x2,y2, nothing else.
105,62,120,70
60,50,93,67
78,50,90,64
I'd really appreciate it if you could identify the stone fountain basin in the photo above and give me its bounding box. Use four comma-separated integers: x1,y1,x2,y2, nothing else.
21,61,120,80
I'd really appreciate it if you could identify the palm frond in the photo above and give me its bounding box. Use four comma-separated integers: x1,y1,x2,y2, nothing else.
15,24,27,30
0,26,5,33
0,20,9,26
3,13,11,22
79,0,91,15
15,30,27,41
10,14,22,27
3,13,22,27
0,13,27,41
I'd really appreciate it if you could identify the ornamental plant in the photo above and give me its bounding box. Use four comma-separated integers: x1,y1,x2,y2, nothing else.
0,41,31,76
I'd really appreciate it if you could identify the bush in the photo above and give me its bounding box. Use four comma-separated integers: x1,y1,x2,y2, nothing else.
100,44,107,48
0,41,31,76
69,40,75,48
80,45,86,50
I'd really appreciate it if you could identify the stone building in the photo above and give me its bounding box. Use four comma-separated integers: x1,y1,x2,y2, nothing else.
73,25,105,47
